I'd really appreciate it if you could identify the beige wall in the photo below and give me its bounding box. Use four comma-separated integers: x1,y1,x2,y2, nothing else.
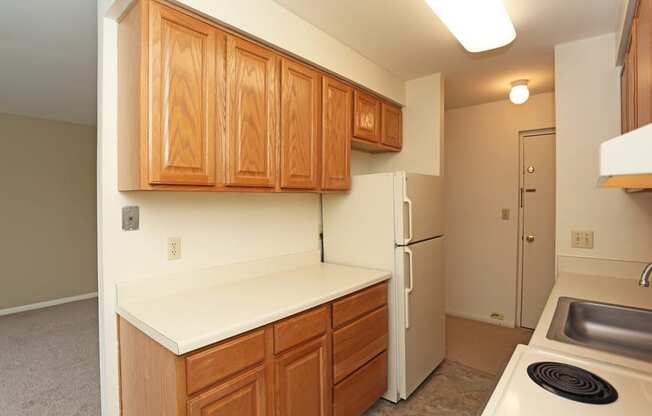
0,113,97,310
444,93,556,326
555,33,652,269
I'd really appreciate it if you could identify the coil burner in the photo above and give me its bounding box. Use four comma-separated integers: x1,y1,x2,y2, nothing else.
527,361,618,405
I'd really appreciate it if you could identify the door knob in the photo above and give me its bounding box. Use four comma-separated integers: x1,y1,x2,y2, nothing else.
526,235,535,243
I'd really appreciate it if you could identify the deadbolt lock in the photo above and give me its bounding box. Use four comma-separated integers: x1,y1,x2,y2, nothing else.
527,166,535,174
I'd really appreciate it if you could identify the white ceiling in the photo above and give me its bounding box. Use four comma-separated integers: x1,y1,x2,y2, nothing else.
274,0,625,109
0,0,97,125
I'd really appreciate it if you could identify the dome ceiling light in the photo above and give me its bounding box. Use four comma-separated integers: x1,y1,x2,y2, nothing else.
425,0,516,53
509,80,530,105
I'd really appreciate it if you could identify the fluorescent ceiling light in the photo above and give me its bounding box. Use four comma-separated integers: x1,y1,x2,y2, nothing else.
425,0,516,53
509,80,529,104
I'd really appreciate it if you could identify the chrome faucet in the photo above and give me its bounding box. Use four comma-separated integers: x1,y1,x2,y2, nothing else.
640,263,652,287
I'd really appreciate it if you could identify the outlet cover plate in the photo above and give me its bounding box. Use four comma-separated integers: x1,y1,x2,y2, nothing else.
571,230,594,249
168,237,181,260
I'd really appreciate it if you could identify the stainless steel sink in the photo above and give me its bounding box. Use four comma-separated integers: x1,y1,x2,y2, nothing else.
547,297,652,362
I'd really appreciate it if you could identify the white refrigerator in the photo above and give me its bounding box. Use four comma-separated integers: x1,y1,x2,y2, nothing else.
323,171,445,402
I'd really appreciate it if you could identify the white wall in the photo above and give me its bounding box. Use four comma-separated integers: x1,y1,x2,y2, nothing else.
555,33,652,270
444,93,556,326
98,1,407,415
356,73,444,176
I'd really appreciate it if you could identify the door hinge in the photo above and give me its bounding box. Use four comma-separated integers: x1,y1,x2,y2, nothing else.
519,187,524,208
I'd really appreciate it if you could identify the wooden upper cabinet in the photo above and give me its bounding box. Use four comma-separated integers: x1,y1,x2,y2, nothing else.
622,58,629,134
119,0,394,192
627,24,638,132
380,103,402,150
226,36,278,188
322,76,352,191
187,366,267,416
280,59,321,190
353,89,381,143
636,0,652,128
275,336,332,416
148,1,218,186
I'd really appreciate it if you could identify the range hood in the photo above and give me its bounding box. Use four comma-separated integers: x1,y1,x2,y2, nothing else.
599,123,652,189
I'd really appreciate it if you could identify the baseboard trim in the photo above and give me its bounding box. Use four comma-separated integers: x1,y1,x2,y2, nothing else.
0,292,98,317
446,310,516,329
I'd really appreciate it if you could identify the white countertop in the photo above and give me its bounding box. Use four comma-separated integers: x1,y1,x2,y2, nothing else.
483,272,652,415
530,272,652,374
116,262,391,355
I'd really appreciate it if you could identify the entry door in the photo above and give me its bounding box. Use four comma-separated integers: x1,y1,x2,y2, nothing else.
520,132,556,329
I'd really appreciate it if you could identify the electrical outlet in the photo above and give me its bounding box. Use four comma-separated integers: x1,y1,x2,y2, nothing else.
501,208,510,220
571,231,594,249
168,237,181,260
490,313,504,321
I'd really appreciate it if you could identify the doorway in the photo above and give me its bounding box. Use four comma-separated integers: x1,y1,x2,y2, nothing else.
517,129,556,329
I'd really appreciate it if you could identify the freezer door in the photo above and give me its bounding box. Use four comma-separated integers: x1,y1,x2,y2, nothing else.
395,173,444,245
396,237,445,399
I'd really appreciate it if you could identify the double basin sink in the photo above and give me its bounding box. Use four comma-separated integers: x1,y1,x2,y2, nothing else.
547,297,652,362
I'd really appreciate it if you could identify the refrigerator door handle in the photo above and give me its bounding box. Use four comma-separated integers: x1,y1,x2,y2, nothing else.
404,197,413,244
404,247,414,329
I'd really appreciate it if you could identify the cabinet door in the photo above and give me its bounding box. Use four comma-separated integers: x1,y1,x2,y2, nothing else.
380,102,402,150
628,22,638,131
322,77,351,191
226,36,278,188
188,366,266,416
353,89,381,143
280,59,321,190
275,336,331,416
622,62,629,133
637,0,652,127
148,2,217,185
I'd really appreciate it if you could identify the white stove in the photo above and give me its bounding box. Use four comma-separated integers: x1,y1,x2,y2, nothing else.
482,345,652,415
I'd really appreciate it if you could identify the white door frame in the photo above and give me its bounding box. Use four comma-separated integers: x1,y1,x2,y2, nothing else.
515,128,556,328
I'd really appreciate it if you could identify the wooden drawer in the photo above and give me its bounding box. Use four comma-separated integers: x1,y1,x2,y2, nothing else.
186,329,266,395
332,282,387,329
333,351,388,416
274,306,329,354
333,305,388,383
187,365,266,416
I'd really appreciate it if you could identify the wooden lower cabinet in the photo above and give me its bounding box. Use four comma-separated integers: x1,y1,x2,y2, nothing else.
187,366,267,416
118,282,388,416
333,352,388,416
275,336,332,416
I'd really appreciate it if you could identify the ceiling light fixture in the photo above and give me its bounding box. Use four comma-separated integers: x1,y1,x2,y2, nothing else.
425,0,516,53
509,80,530,105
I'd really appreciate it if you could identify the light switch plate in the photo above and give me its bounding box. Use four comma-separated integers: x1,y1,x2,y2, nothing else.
122,206,139,231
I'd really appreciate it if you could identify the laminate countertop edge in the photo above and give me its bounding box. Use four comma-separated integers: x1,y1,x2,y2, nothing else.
116,262,391,355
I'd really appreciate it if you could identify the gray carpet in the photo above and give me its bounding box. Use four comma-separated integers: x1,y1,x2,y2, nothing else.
0,298,101,416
